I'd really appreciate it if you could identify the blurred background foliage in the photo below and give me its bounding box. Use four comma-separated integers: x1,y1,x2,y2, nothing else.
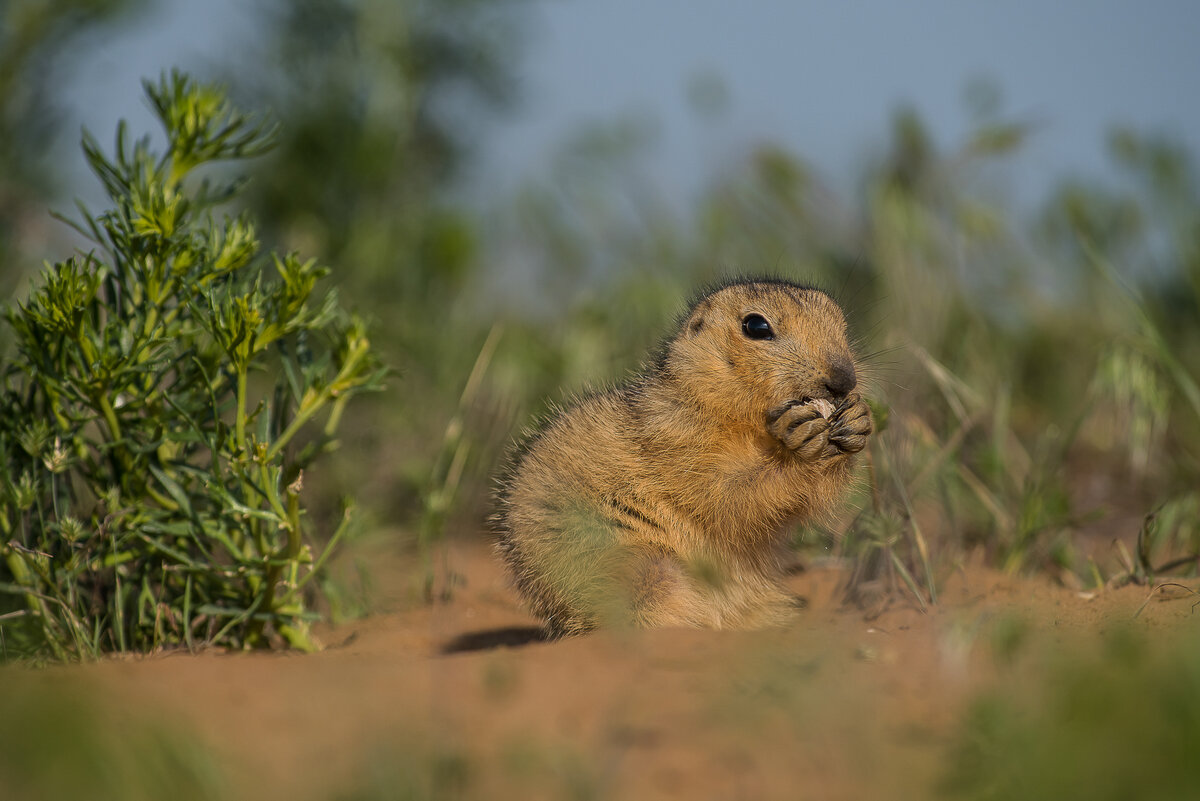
3,0,1198,612
0,0,143,296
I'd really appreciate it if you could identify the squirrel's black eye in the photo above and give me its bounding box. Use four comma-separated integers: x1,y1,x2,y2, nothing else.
741,313,774,340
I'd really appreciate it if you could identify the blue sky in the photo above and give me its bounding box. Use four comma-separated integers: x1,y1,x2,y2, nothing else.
64,0,1200,209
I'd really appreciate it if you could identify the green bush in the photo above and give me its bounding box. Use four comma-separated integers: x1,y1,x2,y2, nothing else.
0,71,384,660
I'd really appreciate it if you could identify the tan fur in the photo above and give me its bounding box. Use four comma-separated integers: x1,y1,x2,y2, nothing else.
493,279,872,636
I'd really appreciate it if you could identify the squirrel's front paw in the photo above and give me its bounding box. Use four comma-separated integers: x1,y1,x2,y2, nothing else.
829,394,872,454
767,401,833,460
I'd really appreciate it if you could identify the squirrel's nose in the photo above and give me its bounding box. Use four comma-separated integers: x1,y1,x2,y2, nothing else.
824,356,857,398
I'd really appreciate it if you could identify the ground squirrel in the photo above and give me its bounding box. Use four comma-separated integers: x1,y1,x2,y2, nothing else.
494,278,872,636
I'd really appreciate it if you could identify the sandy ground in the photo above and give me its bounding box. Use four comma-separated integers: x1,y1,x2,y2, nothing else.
6,540,1199,801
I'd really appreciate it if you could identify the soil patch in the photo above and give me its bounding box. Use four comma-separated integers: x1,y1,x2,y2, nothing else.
5,541,1198,801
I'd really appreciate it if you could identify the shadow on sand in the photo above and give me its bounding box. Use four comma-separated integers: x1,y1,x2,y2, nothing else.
441,626,550,654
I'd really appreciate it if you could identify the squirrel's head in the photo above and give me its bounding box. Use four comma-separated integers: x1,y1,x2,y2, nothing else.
662,279,860,426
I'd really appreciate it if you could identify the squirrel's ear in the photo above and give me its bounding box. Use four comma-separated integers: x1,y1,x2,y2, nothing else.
684,300,710,337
